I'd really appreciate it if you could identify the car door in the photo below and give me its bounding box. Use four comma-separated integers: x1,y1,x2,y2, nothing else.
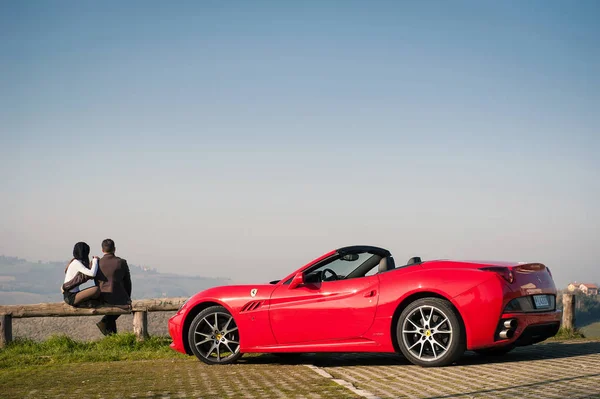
268,255,380,344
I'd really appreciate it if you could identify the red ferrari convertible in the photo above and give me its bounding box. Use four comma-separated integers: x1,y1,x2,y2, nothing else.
168,245,561,367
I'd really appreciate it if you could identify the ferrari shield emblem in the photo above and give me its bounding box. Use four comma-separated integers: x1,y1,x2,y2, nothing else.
250,289,258,297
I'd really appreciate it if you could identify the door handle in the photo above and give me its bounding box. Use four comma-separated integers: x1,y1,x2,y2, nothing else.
364,290,377,298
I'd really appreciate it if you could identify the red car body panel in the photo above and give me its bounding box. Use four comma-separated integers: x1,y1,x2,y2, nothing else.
169,247,561,356
269,274,380,344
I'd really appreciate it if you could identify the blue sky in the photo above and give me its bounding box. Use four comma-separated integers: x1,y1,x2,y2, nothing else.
1,1,598,286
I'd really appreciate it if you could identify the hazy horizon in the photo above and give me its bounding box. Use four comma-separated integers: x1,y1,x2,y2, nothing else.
0,251,597,290
2,1,599,288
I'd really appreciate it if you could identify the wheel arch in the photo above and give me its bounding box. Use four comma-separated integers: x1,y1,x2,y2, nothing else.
182,301,224,355
390,291,467,353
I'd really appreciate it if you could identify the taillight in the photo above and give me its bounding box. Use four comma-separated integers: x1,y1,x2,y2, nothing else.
481,267,514,284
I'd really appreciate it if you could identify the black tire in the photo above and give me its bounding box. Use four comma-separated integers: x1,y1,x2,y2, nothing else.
188,305,243,365
474,345,514,356
396,298,465,367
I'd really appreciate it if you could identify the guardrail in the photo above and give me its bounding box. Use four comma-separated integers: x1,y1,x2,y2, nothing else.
0,297,187,348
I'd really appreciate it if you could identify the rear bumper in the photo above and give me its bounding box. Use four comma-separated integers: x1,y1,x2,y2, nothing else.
168,313,187,354
472,310,561,350
514,321,561,346
502,310,562,345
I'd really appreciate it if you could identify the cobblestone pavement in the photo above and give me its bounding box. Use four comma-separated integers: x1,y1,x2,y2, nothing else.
2,340,599,399
0,358,358,399
246,340,600,399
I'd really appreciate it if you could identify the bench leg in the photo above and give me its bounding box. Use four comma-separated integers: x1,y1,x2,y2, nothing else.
133,311,149,341
562,293,575,330
0,314,12,348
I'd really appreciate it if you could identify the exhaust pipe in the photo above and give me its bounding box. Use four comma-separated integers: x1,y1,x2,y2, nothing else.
503,319,517,329
499,329,515,339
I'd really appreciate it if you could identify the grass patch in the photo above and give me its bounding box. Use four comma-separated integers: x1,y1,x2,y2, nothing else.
551,327,586,340
0,333,185,368
580,321,600,338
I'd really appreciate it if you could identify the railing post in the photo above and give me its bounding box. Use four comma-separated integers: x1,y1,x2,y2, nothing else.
133,310,149,341
0,314,12,348
562,293,576,330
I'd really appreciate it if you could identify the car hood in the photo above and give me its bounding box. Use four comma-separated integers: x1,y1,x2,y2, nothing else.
188,283,278,305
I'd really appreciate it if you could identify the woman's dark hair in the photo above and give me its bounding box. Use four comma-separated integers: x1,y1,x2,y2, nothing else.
65,242,91,273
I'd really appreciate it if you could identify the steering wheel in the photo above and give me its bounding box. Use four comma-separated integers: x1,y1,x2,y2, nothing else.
321,268,340,282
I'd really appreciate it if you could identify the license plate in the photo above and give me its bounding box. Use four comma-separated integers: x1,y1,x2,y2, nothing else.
533,295,550,308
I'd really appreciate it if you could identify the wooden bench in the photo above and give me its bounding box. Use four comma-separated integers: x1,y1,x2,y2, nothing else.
0,297,187,347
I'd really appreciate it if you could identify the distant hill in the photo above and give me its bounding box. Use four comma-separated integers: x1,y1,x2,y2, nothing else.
0,255,231,305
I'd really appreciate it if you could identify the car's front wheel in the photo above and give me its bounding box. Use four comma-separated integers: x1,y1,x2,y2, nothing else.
188,305,242,365
396,298,465,367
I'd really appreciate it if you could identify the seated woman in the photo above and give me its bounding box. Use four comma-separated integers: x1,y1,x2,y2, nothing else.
62,242,101,306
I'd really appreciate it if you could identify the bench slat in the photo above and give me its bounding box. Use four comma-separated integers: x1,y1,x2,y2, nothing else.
0,297,188,318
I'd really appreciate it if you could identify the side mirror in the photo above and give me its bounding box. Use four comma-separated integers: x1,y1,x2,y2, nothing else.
289,272,304,289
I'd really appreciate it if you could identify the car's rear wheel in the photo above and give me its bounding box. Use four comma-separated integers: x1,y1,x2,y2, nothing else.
474,345,514,356
396,298,465,367
188,305,242,365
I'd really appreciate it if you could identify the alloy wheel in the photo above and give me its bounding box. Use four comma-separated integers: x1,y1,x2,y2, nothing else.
189,306,242,364
402,305,453,361
397,298,465,367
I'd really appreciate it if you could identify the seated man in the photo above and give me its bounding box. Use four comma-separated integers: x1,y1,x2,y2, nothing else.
94,239,132,335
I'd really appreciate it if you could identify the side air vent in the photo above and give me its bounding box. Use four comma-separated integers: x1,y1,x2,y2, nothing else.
241,301,262,312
